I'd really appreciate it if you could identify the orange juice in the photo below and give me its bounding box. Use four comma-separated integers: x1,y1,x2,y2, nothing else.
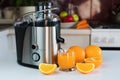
58,53,75,68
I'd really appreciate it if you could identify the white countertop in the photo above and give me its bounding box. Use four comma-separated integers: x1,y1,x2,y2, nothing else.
1,49,120,80
0,27,120,80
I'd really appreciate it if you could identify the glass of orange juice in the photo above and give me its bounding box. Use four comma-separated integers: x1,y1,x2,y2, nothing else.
57,49,75,71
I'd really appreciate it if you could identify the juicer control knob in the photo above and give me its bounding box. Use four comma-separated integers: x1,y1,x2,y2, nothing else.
32,52,40,62
32,44,38,50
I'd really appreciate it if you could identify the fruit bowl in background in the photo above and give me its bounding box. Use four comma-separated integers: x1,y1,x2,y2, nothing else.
61,22,78,29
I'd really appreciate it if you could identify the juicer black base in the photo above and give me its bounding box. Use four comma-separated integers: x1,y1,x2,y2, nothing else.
17,60,38,69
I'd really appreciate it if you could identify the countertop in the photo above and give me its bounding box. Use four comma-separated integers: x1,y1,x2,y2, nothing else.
0,27,120,80
1,49,120,80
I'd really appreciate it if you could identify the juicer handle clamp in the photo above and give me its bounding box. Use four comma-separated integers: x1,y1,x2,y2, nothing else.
57,37,65,43
55,21,65,43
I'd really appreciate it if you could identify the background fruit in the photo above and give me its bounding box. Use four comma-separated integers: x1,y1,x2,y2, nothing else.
59,11,68,18
63,15,74,22
59,11,80,22
72,14,79,22
76,63,95,74
68,46,85,63
38,63,57,75
75,20,90,29
85,45,102,58
84,57,103,68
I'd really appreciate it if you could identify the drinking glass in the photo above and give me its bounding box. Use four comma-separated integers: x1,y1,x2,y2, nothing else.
57,48,75,71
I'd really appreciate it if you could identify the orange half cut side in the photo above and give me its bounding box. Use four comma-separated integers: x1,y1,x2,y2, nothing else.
84,57,103,68
38,63,57,75
76,63,95,74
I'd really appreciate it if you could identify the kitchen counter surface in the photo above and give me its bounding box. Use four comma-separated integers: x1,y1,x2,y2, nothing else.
1,50,120,80
0,27,120,80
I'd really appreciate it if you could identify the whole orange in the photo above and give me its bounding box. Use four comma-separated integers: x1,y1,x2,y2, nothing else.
85,45,102,58
68,46,85,63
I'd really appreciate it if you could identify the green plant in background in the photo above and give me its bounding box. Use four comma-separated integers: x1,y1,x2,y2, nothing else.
0,0,49,8
10,0,35,7
22,0,35,6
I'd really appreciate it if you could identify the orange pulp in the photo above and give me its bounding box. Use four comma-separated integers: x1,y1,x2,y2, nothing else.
58,52,75,68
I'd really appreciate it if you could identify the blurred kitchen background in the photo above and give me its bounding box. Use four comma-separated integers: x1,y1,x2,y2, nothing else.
0,0,120,25
0,0,120,51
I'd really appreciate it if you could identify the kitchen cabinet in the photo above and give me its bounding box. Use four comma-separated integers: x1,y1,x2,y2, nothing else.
61,29,90,49
0,19,14,24
0,28,9,52
0,27,16,52
7,27,16,52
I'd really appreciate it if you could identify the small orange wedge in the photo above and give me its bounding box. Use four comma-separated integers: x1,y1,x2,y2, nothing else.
84,57,103,68
38,63,57,75
76,63,95,74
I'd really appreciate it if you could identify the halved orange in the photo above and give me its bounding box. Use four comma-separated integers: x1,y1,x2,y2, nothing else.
38,63,57,75
84,57,103,68
76,63,95,74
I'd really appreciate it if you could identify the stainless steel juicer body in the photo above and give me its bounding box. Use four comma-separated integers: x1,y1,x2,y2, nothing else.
14,2,64,68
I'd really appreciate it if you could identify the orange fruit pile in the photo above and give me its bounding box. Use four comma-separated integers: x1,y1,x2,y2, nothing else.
38,63,57,75
84,45,103,68
68,45,103,74
38,45,103,75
